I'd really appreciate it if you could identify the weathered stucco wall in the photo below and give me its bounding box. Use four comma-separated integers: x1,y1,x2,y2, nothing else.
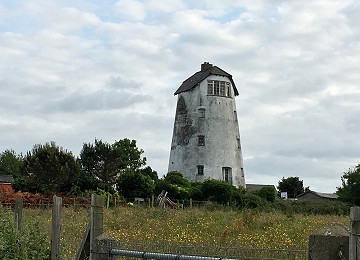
168,74,245,187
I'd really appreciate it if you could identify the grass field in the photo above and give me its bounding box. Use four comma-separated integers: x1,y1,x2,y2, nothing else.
7,205,347,259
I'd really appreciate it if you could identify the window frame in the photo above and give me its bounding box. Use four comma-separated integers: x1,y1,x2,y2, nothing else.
207,80,231,97
222,167,232,185
198,135,205,146
197,165,204,175
198,108,205,118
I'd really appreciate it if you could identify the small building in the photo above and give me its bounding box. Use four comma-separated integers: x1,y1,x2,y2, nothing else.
246,184,276,193
0,175,14,194
297,190,338,201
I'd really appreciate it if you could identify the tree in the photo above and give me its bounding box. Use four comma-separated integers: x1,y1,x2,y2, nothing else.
0,149,23,177
15,142,81,194
139,166,158,181
80,138,146,191
277,176,304,199
164,171,190,187
337,163,360,205
117,170,155,199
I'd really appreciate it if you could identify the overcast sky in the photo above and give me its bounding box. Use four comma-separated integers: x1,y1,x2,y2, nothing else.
1,0,359,192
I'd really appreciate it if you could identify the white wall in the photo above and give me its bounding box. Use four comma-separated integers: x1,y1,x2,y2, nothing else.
168,74,245,187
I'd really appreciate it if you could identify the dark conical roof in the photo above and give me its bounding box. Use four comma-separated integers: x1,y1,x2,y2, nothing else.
174,62,239,96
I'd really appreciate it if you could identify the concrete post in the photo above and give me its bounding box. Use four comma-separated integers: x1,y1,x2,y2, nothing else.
308,223,349,260
90,194,104,260
92,233,117,260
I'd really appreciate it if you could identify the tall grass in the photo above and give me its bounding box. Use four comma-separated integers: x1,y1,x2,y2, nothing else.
0,206,49,260
0,205,349,259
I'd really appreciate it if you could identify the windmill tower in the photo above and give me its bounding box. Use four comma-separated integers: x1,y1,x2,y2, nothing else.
168,62,245,187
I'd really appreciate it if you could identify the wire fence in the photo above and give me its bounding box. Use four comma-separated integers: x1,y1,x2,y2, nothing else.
114,241,307,260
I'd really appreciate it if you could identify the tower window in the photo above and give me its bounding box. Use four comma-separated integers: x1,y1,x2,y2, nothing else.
197,165,204,175
198,135,205,146
220,81,225,96
237,137,241,148
226,85,231,96
222,167,232,185
198,108,205,118
207,80,231,97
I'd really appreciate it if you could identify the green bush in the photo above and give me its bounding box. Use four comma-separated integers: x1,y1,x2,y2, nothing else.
155,179,190,200
291,200,350,215
0,206,49,259
272,199,350,215
238,193,266,209
255,187,276,202
201,179,234,204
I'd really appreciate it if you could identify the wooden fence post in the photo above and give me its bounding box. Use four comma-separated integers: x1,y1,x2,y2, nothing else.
14,198,23,232
106,194,110,209
51,195,62,260
90,194,104,260
350,206,360,260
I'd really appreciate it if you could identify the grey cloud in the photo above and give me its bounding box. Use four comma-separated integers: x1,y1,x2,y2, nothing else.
1,0,359,191
107,75,141,90
50,89,150,113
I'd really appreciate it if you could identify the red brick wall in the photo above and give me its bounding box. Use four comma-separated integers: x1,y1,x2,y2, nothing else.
0,183,14,194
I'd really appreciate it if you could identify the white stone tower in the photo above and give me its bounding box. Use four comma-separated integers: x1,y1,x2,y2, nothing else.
168,62,245,187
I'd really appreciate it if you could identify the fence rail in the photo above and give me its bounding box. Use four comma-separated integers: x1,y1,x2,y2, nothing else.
5,195,359,260
113,242,307,260
109,246,307,260
110,249,238,260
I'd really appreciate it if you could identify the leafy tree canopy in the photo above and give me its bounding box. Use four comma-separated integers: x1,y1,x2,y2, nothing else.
80,138,146,191
139,166,158,181
15,142,80,194
0,149,23,177
164,171,190,187
337,163,360,205
117,170,155,199
277,176,304,199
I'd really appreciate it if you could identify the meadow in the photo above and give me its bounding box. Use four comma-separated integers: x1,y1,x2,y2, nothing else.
0,205,349,259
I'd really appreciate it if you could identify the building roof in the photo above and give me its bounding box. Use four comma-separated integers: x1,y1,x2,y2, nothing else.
246,184,276,193
0,175,14,184
297,190,338,200
174,62,239,96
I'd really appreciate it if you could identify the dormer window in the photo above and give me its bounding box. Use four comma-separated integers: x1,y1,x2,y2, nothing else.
207,80,231,97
